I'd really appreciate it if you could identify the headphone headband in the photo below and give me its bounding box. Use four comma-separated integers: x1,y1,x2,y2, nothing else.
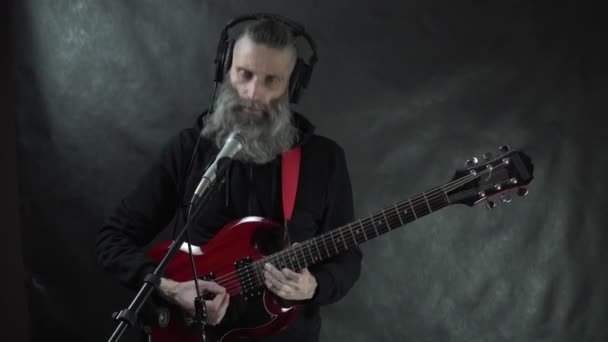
219,13,318,67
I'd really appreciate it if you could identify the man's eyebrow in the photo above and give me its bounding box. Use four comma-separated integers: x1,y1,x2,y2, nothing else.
236,66,252,73
237,67,283,81
266,74,283,81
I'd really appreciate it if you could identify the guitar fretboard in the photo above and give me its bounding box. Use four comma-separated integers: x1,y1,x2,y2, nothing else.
248,186,451,284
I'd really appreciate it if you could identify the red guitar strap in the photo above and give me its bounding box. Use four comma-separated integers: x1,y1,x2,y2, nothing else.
281,146,301,244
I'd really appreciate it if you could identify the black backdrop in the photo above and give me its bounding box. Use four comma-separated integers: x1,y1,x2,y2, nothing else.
9,1,607,341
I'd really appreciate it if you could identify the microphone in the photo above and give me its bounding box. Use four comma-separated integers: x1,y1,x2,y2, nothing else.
192,130,245,202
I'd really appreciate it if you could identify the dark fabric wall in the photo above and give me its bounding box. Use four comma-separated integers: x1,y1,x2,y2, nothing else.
2,2,29,341
11,1,606,341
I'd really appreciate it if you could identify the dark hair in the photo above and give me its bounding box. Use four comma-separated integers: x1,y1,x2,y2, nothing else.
239,19,296,49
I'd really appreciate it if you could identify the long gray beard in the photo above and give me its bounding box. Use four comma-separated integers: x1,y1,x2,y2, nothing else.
201,81,298,164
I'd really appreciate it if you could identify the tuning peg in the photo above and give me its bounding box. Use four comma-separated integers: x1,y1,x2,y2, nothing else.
483,152,493,161
486,200,496,209
501,194,512,203
517,187,529,197
499,145,510,153
465,157,479,168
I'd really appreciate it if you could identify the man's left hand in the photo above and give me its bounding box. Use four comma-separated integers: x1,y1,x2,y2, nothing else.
263,262,317,300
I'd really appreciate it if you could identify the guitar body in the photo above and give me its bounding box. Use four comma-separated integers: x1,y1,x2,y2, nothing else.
147,216,298,342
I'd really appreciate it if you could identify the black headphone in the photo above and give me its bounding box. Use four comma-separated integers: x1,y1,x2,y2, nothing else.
213,13,318,104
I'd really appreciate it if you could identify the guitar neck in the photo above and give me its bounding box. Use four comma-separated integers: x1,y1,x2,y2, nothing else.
257,185,452,272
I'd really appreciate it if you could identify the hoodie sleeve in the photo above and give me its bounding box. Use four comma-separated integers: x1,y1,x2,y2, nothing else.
307,145,362,306
95,132,188,291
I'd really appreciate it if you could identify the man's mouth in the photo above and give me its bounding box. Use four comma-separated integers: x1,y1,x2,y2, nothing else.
238,104,270,121
242,106,262,115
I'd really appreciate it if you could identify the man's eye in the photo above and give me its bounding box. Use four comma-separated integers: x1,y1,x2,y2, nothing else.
239,70,252,80
266,77,277,86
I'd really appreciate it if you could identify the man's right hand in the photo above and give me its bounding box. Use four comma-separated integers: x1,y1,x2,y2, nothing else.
159,277,230,325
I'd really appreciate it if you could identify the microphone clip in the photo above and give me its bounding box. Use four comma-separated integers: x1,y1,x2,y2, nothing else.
194,294,209,342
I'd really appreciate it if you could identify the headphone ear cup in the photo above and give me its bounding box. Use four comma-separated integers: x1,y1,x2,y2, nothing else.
215,39,235,84
300,61,313,89
223,39,235,80
289,58,307,104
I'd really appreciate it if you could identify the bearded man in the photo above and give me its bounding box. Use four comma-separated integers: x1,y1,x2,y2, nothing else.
96,15,362,342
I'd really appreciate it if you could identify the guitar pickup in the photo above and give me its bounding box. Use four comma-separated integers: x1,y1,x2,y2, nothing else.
235,257,263,300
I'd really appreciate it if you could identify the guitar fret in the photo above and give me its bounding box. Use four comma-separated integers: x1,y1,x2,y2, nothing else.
306,242,314,264
309,242,317,263
338,228,348,250
372,214,390,233
293,247,302,270
348,225,357,245
313,239,322,262
394,203,404,225
300,243,308,265
363,218,376,239
442,187,451,204
358,220,369,241
321,234,331,257
370,214,379,235
409,198,418,219
272,256,282,270
331,231,339,254
282,253,290,269
287,250,296,270
298,245,308,269
381,209,391,230
423,192,433,212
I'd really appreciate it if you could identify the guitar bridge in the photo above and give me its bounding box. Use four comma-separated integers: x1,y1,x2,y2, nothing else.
200,273,216,300
201,273,216,281
235,257,263,300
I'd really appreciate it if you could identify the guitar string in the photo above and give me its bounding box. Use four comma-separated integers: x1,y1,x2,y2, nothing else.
214,164,508,294
192,162,510,294
206,163,508,294
226,178,504,294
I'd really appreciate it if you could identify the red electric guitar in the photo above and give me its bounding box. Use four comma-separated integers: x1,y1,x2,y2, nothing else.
147,145,534,341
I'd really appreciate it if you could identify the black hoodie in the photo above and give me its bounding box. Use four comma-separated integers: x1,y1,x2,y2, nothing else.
96,111,362,341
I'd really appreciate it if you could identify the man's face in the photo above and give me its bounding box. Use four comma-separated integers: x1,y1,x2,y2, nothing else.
228,35,296,119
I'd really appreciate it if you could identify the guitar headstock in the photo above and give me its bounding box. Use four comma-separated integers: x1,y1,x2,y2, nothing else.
446,145,534,208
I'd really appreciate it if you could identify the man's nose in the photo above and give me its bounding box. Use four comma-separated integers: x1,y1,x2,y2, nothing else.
243,80,263,102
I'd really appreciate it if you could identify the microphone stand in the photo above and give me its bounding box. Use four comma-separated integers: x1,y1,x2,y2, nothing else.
106,170,225,342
